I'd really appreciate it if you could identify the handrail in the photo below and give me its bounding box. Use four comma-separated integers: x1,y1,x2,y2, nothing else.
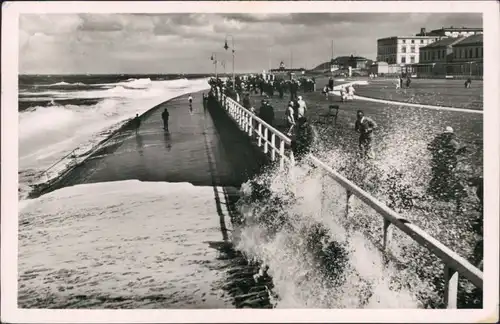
308,155,483,289
40,148,79,178
213,87,483,308
223,94,291,145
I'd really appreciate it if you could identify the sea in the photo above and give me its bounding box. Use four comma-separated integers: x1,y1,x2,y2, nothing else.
17,74,481,309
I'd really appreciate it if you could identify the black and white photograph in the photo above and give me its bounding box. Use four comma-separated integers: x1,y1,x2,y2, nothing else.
2,1,499,323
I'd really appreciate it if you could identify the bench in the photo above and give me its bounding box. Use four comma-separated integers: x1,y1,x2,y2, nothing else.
317,105,340,125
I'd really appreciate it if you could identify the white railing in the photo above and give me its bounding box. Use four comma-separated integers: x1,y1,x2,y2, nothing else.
213,87,483,309
215,88,294,170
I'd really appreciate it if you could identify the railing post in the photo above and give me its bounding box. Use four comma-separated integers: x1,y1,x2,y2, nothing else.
382,218,393,253
289,151,295,167
279,140,285,170
248,115,253,137
345,190,352,217
239,109,243,128
271,134,276,161
264,128,268,154
258,124,262,147
443,265,459,309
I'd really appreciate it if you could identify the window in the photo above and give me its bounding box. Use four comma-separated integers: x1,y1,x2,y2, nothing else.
410,56,415,63
443,50,446,59
402,46,406,53
401,57,406,64
465,49,468,59
411,46,415,53
420,40,424,44
402,40,406,44
432,51,435,60
438,50,441,59
469,49,473,58
411,39,415,44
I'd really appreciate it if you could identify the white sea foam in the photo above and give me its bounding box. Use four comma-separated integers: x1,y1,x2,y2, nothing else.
18,77,210,199
235,163,431,309
18,180,235,309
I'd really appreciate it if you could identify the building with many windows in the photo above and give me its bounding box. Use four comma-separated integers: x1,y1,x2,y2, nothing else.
412,34,483,78
376,36,439,66
450,34,483,76
416,26,483,38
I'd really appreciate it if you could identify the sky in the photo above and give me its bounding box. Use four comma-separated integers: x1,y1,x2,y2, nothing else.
19,13,482,74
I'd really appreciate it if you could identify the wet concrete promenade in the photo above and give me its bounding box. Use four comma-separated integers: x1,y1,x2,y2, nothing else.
36,92,269,195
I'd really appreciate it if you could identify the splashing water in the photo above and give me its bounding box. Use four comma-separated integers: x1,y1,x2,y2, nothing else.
235,161,426,308
233,100,482,308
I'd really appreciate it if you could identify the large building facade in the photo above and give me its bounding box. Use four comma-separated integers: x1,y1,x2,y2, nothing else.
376,36,440,66
375,26,483,77
413,34,483,78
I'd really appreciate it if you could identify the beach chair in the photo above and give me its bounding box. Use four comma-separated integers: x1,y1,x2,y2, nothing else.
317,105,340,126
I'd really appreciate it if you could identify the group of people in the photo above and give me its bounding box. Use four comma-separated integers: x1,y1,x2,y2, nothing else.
395,75,412,89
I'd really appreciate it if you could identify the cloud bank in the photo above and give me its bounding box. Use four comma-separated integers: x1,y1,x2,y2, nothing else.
19,13,482,74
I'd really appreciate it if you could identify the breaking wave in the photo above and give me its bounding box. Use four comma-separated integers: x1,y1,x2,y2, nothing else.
18,77,211,199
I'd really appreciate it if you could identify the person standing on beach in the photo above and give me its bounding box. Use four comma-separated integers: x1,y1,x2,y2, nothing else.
328,77,334,91
161,108,170,132
354,110,377,159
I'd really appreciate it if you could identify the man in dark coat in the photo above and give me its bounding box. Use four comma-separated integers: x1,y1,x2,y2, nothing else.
161,108,169,131
354,110,377,159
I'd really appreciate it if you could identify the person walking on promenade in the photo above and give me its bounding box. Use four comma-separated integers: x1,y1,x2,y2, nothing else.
278,81,284,99
427,126,467,202
161,108,170,132
286,101,296,136
243,93,251,110
328,77,334,91
297,96,307,119
322,85,330,99
347,84,355,101
354,110,377,159
259,99,275,128
133,113,141,134
290,80,298,101
291,117,317,162
202,93,208,110
188,94,193,113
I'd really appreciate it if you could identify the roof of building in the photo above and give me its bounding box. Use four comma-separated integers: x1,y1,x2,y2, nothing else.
433,26,483,32
421,37,466,49
453,34,483,47
378,35,437,41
